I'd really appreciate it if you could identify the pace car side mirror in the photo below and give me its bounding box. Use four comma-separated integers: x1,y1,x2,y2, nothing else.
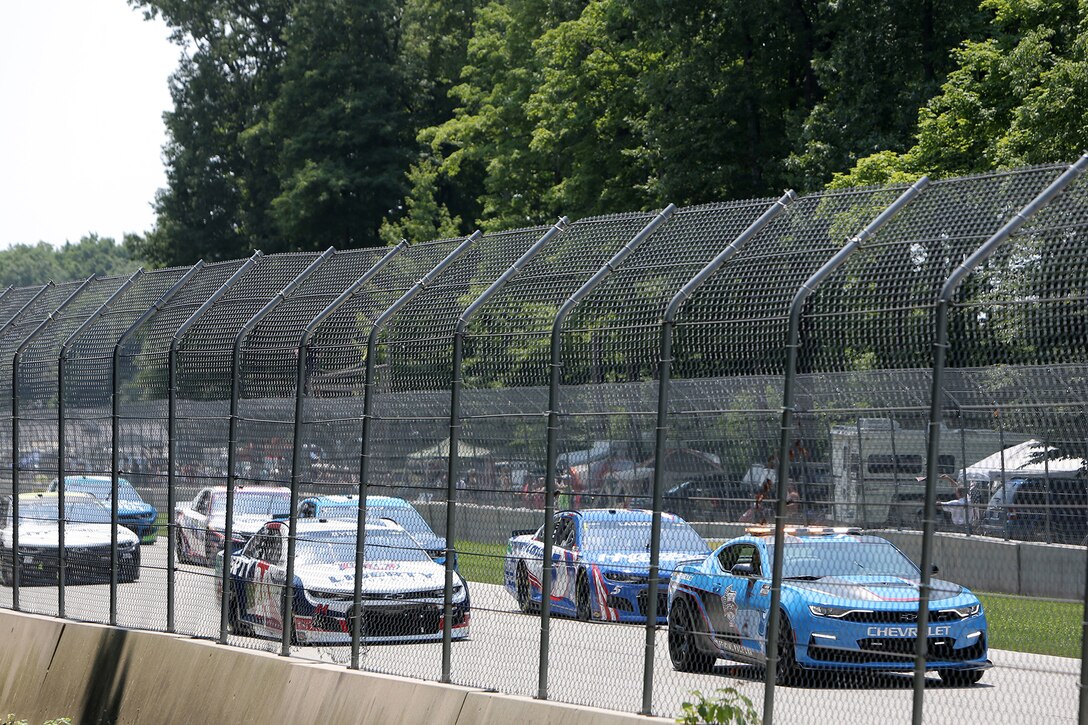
931,563,940,575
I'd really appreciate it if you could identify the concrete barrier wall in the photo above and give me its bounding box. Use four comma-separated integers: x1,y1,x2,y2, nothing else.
0,610,670,725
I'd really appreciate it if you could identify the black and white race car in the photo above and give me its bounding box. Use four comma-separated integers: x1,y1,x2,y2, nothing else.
0,492,140,585
217,518,470,644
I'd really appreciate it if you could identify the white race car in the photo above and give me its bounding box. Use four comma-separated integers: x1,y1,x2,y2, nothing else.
175,485,292,565
217,518,470,644
0,492,140,585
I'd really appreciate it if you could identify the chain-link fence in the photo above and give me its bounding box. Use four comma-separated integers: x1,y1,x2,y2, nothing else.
1,159,1087,723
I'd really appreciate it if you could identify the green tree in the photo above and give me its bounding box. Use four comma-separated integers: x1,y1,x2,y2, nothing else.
263,0,413,249
0,235,142,288
831,0,1088,186
788,0,985,190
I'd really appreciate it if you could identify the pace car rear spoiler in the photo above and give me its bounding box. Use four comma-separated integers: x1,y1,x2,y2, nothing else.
511,528,536,538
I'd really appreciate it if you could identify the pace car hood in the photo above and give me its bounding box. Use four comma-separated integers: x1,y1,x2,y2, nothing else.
208,515,272,537
299,559,453,594
587,550,706,576
9,521,139,548
786,575,965,603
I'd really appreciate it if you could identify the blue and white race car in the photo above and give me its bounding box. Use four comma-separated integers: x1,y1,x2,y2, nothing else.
503,508,710,623
49,476,159,544
667,527,990,685
217,518,470,644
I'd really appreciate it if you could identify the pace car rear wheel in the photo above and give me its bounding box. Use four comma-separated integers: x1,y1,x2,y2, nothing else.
575,570,592,621
515,562,535,613
938,668,984,686
668,597,714,672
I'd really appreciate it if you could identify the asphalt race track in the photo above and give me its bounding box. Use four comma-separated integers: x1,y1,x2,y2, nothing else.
0,545,1078,724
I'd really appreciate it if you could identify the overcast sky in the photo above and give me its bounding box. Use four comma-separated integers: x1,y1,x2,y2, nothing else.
0,1,179,250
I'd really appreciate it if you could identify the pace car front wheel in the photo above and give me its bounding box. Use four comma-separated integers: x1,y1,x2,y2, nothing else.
774,612,799,686
938,668,984,686
668,597,714,672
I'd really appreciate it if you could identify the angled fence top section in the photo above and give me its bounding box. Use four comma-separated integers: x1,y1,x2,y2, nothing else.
668,185,913,383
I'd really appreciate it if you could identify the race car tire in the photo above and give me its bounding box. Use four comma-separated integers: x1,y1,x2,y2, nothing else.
668,596,714,673
937,668,984,686
175,526,190,565
120,549,141,583
205,536,218,567
0,547,11,587
575,570,592,621
774,612,799,686
515,562,535,613
226,588,253,637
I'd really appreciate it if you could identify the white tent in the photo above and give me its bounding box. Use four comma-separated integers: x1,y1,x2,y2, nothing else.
966,439,1083,482
407,438,492,460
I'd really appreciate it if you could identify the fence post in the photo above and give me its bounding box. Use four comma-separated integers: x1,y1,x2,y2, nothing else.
538,205,676,700
763,178,930,725
168,252,262,632
218,248,335,644
917,155,1088,725
5,283,53,611
111,262,205,625
442,219,568,681
343,233,479,664
642,191,796,714
14,276,97,619
57,269,145,623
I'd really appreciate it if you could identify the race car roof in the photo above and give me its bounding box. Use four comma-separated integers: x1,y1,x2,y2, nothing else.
299,494,412,509
571,508,679,523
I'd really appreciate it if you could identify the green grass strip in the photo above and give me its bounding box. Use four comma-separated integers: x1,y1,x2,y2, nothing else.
978,592,1082,659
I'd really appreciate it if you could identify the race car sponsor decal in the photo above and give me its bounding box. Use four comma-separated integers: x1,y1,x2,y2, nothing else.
590,564,617,621
721,585,738,632
759,583,771,596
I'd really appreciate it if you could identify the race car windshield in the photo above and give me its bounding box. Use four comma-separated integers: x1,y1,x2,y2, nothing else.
63,480,142,502
17,499,112,525
581,519,707,553
370,506,436,540
213,492,291,518
772,541,920,579
295,530,431,566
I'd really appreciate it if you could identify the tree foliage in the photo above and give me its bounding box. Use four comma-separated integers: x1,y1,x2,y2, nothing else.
0,235,141,288
123,0,1086,265
832,0,1088,186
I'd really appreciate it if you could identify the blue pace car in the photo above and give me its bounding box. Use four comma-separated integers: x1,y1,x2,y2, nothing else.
504,509,710,623
667,527,990,685
49,476,158,544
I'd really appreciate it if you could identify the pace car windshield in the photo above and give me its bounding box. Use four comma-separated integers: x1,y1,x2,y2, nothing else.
770,540,920,579
213,491,291,518
581,519,707,553
295,530,431,566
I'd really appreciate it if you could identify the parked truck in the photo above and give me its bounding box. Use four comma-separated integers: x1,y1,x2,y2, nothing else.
829,418,1026,527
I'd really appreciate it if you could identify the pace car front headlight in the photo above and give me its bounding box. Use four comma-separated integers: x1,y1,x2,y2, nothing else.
808,604,863,619
944,603,981,619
